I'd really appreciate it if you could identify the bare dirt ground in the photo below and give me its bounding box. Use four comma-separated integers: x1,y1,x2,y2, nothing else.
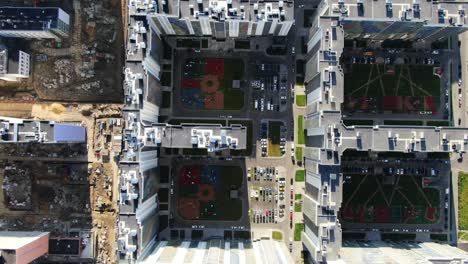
0,0,125,262
0,0,124,103
0,102,122,263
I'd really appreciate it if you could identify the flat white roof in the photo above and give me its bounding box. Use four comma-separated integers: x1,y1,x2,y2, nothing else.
0,231,49,250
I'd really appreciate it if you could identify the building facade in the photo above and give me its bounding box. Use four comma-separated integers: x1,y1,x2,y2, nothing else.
0,7,70,39
0,231,49,264
0,45,30,82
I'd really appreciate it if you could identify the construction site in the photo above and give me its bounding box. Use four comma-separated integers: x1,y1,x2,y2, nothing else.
0,0,126,261
0,0,124,102
0,103,122,263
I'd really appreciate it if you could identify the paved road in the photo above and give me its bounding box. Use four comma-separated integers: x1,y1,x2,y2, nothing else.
453,32,468,127
451,31,468,244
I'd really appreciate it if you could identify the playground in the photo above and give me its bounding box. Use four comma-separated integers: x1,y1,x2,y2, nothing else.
344,64,441,114
177,165,243,221
181,58,245,110
341,174,440,224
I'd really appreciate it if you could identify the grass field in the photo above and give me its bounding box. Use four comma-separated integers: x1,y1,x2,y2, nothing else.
427,121,450,126
459,171,468,230
343,119,374,126
295,202,302,212
297,115,305,144
342,174,440,224
430,234,447,241
221,59,244,110
296,95,306,107
459,231,468,241
272,231,283,240
344,64,440,97
296,146,303,161
295,170,305,182
384,120,424,126
268,121,283,157
294,223,304,241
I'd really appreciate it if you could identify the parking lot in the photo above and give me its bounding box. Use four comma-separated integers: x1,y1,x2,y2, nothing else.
258,120,287,157
251,63,289,113
248,166,295,229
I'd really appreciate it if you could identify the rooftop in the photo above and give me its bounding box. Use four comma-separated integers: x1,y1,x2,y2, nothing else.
0,117,86,143
143,123,247,152
0,7,70,31
0,231,49,250
338,241,468,263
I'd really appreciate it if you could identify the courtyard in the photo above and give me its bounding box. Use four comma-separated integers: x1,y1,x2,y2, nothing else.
344,64,442,114
177,165,244,221
341,173,440,225
180,58,245,110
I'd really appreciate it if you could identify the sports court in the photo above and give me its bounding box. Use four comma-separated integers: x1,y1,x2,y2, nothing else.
341,174,440,224
177,165,243,221
180,58,245,110
344,64,441,114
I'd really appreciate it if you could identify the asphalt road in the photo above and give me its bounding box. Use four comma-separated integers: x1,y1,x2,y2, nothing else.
451,31,468,244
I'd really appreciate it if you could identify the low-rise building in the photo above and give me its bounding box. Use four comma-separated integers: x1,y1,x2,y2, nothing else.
0,45,30,82
0,231,49,264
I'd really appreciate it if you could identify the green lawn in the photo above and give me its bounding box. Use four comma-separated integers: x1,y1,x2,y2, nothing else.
272,231,283,241
182,148,208,156
161,91,171,108
296,95,306,107
296,146,303,161
294,202,302,212
294,223,304,241
384,120,424,126
295,170,305,182
427,121,450,127
219,166,243,188
295,194,302,200
268,121,283,157
168,119,225,125
459,232,468,241
223,89,244,110
343,119,374,126
297,115,305,144
459,172,468,230
430,234,447,242
220,59,245,110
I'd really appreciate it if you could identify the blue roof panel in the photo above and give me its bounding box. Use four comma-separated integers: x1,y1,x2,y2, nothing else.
53,123,86,142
